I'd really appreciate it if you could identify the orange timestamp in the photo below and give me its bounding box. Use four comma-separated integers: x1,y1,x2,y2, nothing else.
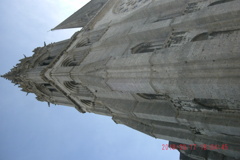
162,144,229,151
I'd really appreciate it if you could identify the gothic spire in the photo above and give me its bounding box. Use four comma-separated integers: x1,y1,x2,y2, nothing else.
1,70,16,81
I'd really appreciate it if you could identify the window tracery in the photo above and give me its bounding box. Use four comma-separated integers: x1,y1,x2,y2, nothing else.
61,57,78,67
113,0,151,14
131,41,164,54
76,38,90,48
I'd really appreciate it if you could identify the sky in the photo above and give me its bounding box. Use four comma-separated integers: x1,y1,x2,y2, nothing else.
0,1,179,160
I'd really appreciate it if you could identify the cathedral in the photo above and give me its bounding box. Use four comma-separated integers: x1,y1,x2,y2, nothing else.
2,0,240,159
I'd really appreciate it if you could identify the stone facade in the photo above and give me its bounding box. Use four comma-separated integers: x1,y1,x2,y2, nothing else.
2,0,240,159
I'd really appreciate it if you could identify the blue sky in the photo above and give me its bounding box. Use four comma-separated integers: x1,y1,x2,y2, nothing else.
0,1,179,160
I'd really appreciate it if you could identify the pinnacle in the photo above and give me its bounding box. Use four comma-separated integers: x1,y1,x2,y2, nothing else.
1,72,13,80
0,74,6,80
1,73,10,80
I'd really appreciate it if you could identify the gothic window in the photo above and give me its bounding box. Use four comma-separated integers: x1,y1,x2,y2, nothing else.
131,42,163,54
48,88,57,92
64,81,79,93
191,30,237,42
81,100,94,107
183,1,211,15
64,81,94,98
165,32,188,48
208,0,234,6
47,56,55,60
183,2,200,14
43,83,58,93
191,33,209,42
76,38,90,48
39,60,51,66
193,98,239,110
39,56,55,66
40,62,49,66
137,93,168,100
113,0,151,14
61,57,78,67
36,84,52,96
43,83,51,87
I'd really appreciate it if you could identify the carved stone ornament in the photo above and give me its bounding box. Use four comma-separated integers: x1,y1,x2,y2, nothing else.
113,0,151,14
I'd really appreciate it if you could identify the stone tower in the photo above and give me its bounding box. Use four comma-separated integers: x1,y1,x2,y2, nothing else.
2,0,240,159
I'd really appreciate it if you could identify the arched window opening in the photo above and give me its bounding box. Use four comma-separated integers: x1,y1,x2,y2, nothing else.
81,100,94,107
76,38,90,48
137,93,169,100
63,81,94,98
131,42,163,54
48,88,57,92
36,84,51,96
165,32,188,48
193,98,235,110
191,30,238,42
64,81,79,93
46,56,55,60
43,83,58,93
191,33,209,42
39,56,55,66
208,0,234,7
184,2,200,14
61,57,78,67
43,83,51,87
40,62,50,66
